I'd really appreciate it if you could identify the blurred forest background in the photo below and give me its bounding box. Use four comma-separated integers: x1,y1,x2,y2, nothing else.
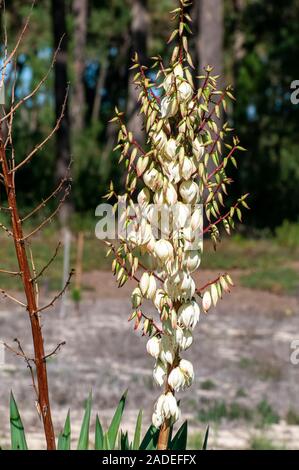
1,0,299,230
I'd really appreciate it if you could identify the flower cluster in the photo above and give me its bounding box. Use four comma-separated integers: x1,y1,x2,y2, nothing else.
106,0,248,435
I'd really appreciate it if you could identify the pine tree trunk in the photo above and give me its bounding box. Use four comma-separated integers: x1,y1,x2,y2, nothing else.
51,0,72,223
72,0,88,131
197,0,224,83
127,0,149,144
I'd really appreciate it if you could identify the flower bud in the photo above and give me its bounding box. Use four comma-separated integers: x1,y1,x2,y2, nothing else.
202,290,212,313
179,180,199,204
131,287,142,308
146,336,161,359
147,274,157,299
191,208,202,231
139,272,150,296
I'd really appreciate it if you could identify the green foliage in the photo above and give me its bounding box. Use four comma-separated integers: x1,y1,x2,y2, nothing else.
197,398,280,427
240,267,299,295
57,410,71,450
77,393,92,450
10,393,28,451
249,435,283,451
286,408,299,426
4,392,208,450
256,399,280,427
275,220,299,250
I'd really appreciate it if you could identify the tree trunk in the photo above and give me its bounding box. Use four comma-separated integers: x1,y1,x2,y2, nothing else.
72,0,88,131
127,0,149,145
51,0,72,223
0,130,56,450
197,0,224,84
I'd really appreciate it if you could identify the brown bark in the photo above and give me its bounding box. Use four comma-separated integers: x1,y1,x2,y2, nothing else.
127,0,149,144
197,0,224,83
0,130,56,450
72,0,88,131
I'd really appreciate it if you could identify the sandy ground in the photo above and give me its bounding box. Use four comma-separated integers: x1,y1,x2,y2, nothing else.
0,270,299,449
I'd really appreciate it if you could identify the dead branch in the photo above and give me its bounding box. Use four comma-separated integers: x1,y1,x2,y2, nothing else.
14,338,39,401
31,242,61,283
3,341,33,361
0,36,65,126
12,87,69,172
43,341,66,361
22,173,71,222
0,1,35,76
0,288,26,307
0,268,20,276
0,220,13,237
35,269,75,315
21,183,71,241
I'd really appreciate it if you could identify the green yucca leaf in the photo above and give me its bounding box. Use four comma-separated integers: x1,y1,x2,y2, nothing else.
103,432,111,450
95,414,104,450
170,421,188,450
139,425,159,450
77,393,92,450
202,425,209,450
132,410,142,450
120,430,130,450
107,390,127,449
10,392,28,450
57,410,71,450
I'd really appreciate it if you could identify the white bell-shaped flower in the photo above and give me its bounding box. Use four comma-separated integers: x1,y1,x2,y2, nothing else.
179,180,199,204
178,300,200,329
153,360,167,386
146,336,161,359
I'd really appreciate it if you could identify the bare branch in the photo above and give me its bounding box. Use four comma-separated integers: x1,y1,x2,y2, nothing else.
3,341,33,361
35,269,75,315
21,184,71,241
0,36,65,125
0,288,26,307
43,341,66,361
12,86,69,172
0,220,13,237
0,268,20,276
0,1,35,77
22,172,71,222
31,242,61,283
